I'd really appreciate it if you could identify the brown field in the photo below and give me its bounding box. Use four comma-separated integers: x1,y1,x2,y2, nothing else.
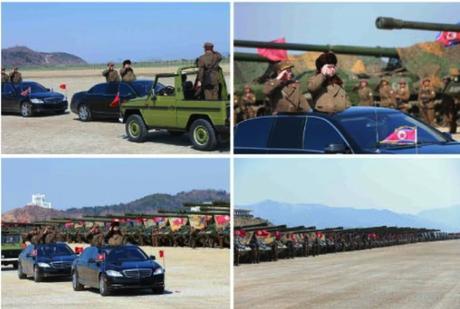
1,65,230,154
2,245,230,309
235,239,460,309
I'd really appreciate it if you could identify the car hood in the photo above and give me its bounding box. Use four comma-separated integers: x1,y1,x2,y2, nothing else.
107,260,159,270
376,142,460,154
39,255,76,263
30,92,65,100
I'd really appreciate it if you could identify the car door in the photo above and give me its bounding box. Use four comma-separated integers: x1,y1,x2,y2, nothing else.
1,83,18,113
234,117,275,154
76,247,91,285
23,245,35,275
303,117,352,154
147,76,177,128
86,247,101,287
266,116,308,154
84,84,109,117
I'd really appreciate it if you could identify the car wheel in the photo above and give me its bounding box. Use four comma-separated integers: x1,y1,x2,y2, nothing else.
189,119,217,151
99,274,111,296
78,104,91,121
17,263,26,279
152,287,165,294
33,266,42,282
72,271,84,291
126,114,147,143
20,102,33,117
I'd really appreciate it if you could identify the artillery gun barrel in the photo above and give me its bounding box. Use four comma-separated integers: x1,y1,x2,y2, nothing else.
235,223,269,230
242,225,287,232
376,17,460,32
234,39,399,58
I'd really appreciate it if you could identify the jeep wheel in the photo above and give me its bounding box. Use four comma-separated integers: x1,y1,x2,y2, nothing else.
33,266,42,282
126,114,148,142
78,104,91,121
189,119,217,151
20,102,33,117
72,271,84,291
99,274,111,296
17,263,26,279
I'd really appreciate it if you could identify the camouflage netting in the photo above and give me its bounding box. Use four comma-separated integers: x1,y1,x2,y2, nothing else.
397,42,460,88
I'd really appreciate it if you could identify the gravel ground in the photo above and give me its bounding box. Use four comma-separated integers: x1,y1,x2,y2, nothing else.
2,245,230,309
235,239,460,309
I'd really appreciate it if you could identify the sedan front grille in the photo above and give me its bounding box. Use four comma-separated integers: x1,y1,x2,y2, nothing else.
50,261,73,269
44,97,63,104
122,268,152,279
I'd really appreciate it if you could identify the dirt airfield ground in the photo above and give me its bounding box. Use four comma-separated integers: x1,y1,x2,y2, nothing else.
2,245,230,309
1,65,230,154
235,239,460,309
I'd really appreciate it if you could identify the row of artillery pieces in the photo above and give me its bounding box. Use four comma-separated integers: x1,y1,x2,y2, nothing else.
8,203,231,249
234,223,460,265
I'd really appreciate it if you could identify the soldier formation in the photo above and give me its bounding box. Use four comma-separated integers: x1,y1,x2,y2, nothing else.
2,67,23,83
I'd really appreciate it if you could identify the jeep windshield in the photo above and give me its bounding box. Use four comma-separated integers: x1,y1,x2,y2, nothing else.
106,246,149,263
338,111,448,152
38,244,74,257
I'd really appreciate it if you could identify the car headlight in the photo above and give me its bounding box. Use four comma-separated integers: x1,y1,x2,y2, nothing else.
63,96,67,101
30,98,44,104
106,270,123,277
153,267,164,275
37,262,50,268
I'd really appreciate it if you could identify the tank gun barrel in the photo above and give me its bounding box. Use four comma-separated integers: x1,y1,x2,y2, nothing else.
376,17,460,32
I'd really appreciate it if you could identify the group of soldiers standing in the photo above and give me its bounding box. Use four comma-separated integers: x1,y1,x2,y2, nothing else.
1,67,23,83
102,59,137,83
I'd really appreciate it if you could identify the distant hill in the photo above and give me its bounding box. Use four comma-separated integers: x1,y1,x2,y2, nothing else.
417,205,460,231
2,190,229,223
2,46,87,67
238,200,459,232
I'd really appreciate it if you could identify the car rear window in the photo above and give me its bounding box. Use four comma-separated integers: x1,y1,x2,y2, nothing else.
268,117,306,149
236,117,274,149
304,117,345,152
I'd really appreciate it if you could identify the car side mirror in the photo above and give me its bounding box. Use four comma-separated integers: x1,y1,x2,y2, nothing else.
324,143,347,154
150,255,156,260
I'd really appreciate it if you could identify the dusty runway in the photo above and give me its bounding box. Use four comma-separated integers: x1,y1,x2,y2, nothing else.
2,65,230,154
235,240,460,309
2,245,230,309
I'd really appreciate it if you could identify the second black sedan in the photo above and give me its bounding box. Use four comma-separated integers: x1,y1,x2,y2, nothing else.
71,245,165,296
70,80,156,121
17,242,77,282
2,81,68,117
234,107,460,154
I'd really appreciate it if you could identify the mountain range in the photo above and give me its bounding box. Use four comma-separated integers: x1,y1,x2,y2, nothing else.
238,200,460,232
2,190,229,223
2,46,87,67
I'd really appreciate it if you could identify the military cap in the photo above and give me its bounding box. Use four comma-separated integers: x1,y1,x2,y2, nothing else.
107,62,115,66
315,52,337,72
276,61,294,72
122,59,132,66
399,79,407,84
204,42,214,48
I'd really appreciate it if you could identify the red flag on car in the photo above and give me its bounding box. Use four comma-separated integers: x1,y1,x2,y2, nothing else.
159,250,164,258
59,83,67,90
381,126,417,145
256,37,289,61
110,92,120,107
20,87,31,97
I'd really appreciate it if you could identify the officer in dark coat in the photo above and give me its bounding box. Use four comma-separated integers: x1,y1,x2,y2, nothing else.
102,62,121,82
86,223,105,246
9,67,23,84
119,59,136,82
197,42,222,100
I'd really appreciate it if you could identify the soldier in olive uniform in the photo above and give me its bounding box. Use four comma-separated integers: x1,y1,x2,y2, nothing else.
86,223,105,247
395,79,411,113
105,222,125,246
418,78,437,125
307,52,350,113
357,80,373,106
197,42,222,100
441,71,459,133
119,59,136,82
9,67,23,84
2,68,9,83
102,62,120,82
264,61,312,114
241,85,257,119
378,78,396,108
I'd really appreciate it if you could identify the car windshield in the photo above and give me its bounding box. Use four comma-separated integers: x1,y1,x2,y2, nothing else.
17,82,48,93
106,246,149,263
38,244,74,257
131,81,154,97
2,234,20,244
338,111,448,152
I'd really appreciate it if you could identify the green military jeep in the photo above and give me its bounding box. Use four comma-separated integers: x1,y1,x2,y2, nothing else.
1,232,24,269
120,66,230,151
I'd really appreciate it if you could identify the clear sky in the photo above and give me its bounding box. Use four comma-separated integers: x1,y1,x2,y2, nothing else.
2,2,229,63
2,158,229,212
235,3,459,53
235,158,460,215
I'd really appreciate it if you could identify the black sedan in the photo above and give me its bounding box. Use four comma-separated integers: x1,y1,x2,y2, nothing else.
2,81,68,117
234,106,460,154
17,242,77,282
71,245,165,296
70,80,162,121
